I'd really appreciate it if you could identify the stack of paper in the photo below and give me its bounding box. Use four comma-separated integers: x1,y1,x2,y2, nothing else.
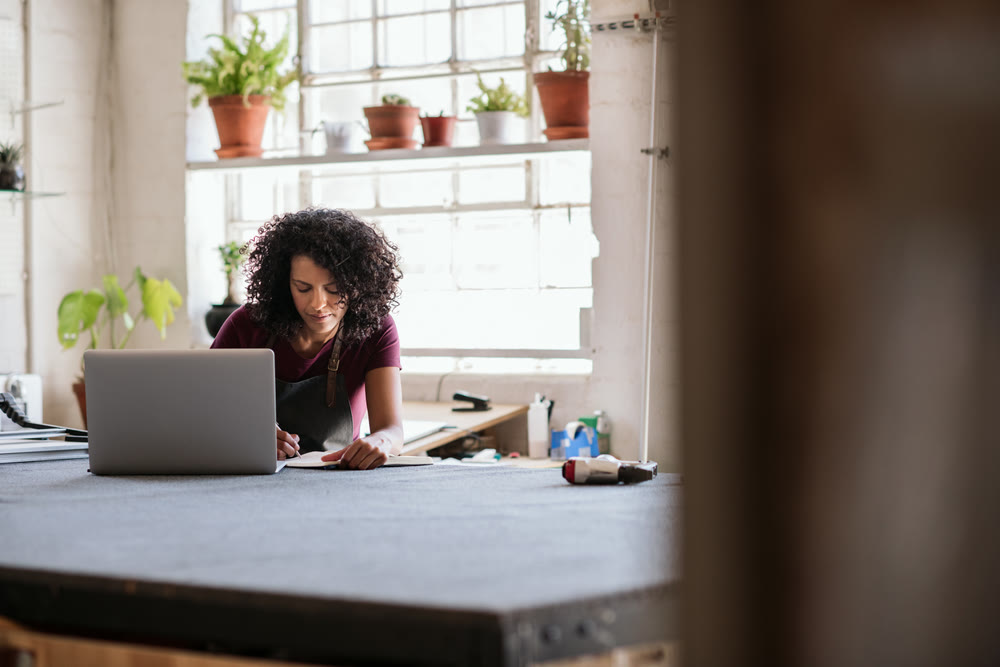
0,440,88,464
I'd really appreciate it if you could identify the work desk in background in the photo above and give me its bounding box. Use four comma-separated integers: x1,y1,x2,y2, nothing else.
0,459,679,666
401,400,529,455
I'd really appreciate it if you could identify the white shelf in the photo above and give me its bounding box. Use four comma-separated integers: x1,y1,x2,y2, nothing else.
186,139,590,173
3,190,64,201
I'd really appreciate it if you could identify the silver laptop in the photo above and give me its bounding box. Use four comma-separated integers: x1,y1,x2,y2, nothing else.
84,349,283,475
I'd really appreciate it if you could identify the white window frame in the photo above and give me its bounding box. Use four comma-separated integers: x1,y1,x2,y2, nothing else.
223,0,593,364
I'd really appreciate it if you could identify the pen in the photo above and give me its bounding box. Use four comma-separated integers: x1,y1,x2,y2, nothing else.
277,422,301,458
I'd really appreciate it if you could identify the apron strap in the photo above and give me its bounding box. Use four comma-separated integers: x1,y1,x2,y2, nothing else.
265,330,343,408
326,329,343,408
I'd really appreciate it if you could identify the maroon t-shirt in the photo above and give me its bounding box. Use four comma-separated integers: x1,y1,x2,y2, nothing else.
210,306,401,440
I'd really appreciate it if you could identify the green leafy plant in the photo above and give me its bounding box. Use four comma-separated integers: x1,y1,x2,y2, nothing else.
381,93,411,106
218,240,247,305
466,73,529,117
58,267,183,375
182,15,298,110
546,0,591,71
0,141,23,165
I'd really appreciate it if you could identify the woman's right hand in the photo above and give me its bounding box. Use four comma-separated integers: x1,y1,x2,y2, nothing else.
276,424,300,459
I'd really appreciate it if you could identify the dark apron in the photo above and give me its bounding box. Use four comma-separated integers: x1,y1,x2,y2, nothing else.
268,330,354,454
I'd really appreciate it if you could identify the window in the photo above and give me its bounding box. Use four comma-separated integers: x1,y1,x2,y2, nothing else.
223,0,594,372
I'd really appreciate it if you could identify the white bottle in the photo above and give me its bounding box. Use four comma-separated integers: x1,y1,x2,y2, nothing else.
527,393,550,459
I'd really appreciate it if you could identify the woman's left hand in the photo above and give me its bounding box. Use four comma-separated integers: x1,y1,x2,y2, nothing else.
320,437,389,470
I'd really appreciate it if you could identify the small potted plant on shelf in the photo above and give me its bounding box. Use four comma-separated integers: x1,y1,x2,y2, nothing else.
205,240,248,338
362,94,420,151
419,111,457,148
466,73,529,145
182,15,299,159
535,0,591,140
57,267,183,425
0,141,25,191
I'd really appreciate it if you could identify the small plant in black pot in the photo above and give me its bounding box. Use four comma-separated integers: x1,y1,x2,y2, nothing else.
0,141,25,191
205,240,248,338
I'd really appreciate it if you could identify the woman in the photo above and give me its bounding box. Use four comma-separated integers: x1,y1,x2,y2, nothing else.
212,208,404,470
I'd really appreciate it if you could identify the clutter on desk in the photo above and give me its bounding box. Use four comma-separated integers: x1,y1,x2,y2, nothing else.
527,393,551,458
451,390,491,412
549,421,599,460
0,440,89,464
577,409,611,454
0,391,88,463
562,454,658,485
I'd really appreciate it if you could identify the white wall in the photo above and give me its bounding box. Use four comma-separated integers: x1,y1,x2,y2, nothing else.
0,0,27,375
27,0,190,428
23,0,677,470
27,0,107,427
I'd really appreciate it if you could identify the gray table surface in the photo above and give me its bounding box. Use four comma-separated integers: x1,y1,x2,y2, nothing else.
0,459,680,664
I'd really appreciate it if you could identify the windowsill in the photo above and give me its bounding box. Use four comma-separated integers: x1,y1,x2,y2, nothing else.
185,139,590,172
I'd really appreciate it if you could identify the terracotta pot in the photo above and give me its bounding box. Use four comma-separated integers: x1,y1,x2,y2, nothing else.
208,95,272,159
419,115,457,147
534,70,590,139
71,379,87,428
363,105,420,139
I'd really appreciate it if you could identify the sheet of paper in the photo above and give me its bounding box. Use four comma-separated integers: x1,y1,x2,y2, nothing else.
285,450,433,469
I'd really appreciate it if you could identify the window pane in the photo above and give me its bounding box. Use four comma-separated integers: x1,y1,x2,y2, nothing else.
313,82,373,127
312,174,377,210
538,153,591,205
378,0,451,14
459,0,520,7
458,166,526,204
378,170,455,208
538,0,563,53
395,287,590,349
311,0,372,22
539,207,595,288
378,14,451,67
454,211,536,289
377,214,454,291
311,23,373,71
237,0,294,11
374,78,445,113
457,6,525,60
237,172,300,222
234,10,296,65
409,77,454,118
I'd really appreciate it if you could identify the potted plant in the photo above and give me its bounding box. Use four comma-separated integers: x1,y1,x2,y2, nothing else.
182,16,299,159
363,94,420,150
0,141,25,191
57,267,183,425
205,240,247,338
419,111,457,148
466,73,529,145
535,0,591,140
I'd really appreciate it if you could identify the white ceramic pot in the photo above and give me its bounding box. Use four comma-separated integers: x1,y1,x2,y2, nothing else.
316,120,362,154
474,111,520,145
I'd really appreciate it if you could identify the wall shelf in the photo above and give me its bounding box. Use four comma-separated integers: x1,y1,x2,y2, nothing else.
186,139,590,173
4,190,65,213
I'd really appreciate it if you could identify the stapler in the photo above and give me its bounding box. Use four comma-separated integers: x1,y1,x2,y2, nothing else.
452,390,491,412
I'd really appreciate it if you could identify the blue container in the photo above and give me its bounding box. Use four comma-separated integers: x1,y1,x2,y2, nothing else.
549,426,597,460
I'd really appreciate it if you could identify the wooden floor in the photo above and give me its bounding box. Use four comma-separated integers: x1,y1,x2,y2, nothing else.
1,618,677,667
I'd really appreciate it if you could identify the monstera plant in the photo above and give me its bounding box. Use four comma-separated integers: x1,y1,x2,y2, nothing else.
57,267,183,424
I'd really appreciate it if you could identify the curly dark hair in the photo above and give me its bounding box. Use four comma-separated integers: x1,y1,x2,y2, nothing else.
243,208,401,345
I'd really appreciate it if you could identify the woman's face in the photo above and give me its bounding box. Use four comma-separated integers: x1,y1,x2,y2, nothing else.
289,254,348,340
